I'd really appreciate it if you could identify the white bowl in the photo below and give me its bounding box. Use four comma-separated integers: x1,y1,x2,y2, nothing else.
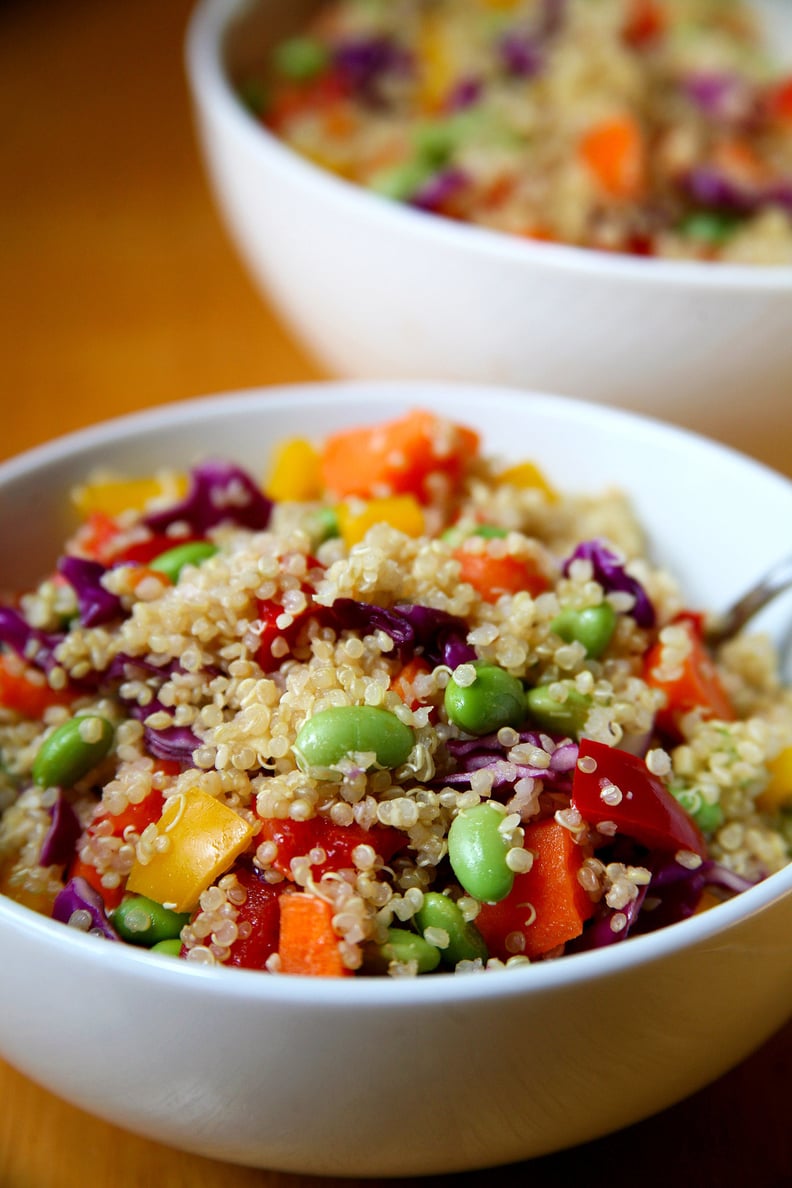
184,1,792,444
1,381,791,1176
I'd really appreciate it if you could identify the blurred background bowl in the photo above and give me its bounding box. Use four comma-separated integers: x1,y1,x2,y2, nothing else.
1,380,791,1177
185,0,792,446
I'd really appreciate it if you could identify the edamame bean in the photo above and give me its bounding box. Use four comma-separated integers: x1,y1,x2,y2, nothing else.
274,36,329,81
550,603,617,659
680,211,740,247
415,891,488,966
379,927,441,974
293,705,415,772
150,938,183,957
447,802,515,904
150,540,219,583
33,714,115,789
472,524,508,540
444,663,525,736
305,505,340,546
524,684,591,738
670,786,724,834
112,896,191,947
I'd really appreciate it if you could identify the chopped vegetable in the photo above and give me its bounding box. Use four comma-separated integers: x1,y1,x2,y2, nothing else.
643,615,734,735
278,892,348,976
126,790,256,913
319,408,480,502
475,818,595,960
571,738,706,857
579,113,646,200
453,548,549,602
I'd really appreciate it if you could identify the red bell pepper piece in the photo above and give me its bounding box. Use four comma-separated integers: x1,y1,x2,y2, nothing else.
571,738,706,857
257,816,403,880
224,864,281,970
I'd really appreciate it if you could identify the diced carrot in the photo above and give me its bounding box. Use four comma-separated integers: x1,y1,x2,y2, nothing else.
391,657,432,710
70,511,122,563
643,617,734,736
278,892,349,976
475,819,595,960
580,113,646,200
768,77,792,125
0,862,59,916
319,409,480,503
453,547,550,602
623,0,666,48
0,652,76,718
68,857,124,910
711,137,767,186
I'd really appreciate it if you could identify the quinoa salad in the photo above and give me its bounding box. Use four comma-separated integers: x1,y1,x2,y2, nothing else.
1,407,791,976
240,0,792,263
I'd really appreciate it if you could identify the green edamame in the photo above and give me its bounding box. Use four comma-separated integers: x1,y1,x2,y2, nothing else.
414,891,488,966
680,210,740,247
150,540,219,583
112,896,191,947
150,938,183,957
305,505,340,546
379,927,441,973
524,684,591,738
550,603,617,659
274,36,329,81
444,663,525,736
670,786,724,834
293,705,415,772
447,802,515,904
33,714,114,789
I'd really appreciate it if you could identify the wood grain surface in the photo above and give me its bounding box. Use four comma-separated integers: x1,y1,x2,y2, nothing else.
1,2,790,1186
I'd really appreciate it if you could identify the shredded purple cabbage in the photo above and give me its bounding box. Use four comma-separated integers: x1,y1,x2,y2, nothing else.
442,732,577,790
444,76,482,112
681,72,752,122
571,851,761,953
498,32,544,78
411,167,470,213
57,555,124,628
125,699,200,764
52,877,119,940
333,36,412,104
683,167,792,218
0,607,65,675
144,461,273,535
39,793,82,868
563,540,655,628
323,598,476,668
134,704,196,757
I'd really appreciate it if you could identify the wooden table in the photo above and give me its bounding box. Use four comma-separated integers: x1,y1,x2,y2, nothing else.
1,2,790,1185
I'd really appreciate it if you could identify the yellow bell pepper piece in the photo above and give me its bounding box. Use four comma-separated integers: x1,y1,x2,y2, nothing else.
418,12,454,110
126,789,256,913
756,746,792,813
497,460,558,503
336,495,425,547
265,437,322,502
72,472,188,518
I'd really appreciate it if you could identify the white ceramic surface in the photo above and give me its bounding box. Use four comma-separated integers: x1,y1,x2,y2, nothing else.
1,381,791,1176
184,1,792,444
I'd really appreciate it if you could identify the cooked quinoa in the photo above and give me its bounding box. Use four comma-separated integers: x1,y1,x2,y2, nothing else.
241,0,792,263
1,407,790,977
